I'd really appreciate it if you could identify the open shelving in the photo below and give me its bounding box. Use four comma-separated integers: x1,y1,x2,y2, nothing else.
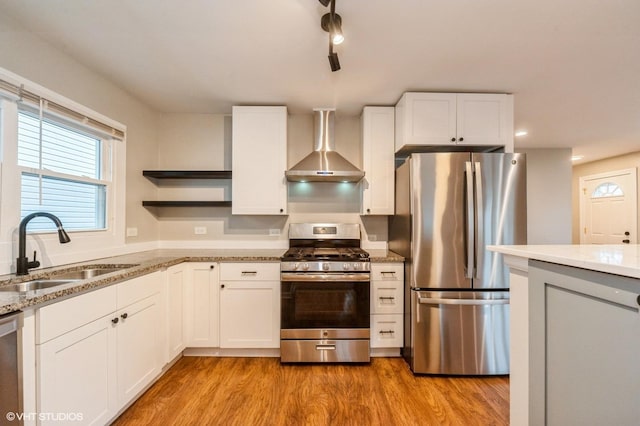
142,170,232,208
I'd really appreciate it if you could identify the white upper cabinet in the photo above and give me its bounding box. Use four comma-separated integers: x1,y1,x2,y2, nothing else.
395,92,514,153
232,106,288,215
361,106,395,215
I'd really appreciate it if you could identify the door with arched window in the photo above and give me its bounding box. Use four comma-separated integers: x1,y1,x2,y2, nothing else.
579,168,637,244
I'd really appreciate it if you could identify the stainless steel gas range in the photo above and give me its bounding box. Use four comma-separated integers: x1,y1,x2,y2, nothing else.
280,223,371,363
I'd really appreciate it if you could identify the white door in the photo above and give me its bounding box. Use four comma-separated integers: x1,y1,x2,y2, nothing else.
580,168,637,244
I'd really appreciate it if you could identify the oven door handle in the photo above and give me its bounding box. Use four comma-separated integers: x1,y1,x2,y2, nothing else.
281,273,370,282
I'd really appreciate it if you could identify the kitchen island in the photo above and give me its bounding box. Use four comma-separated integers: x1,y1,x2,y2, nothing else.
488,244,640,426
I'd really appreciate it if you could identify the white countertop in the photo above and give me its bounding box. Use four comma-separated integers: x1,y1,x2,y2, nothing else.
488,244,640,279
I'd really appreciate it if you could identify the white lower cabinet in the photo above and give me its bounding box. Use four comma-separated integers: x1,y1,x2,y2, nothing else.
370,263,404,349
36,272,163,425
219,262,280,348
165,263,186,361
185,263,219,347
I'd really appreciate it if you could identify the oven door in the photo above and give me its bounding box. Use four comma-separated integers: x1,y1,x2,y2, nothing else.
281,272,370,337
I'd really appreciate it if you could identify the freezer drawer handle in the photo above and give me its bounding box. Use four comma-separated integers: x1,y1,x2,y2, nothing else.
241,271,257,276
380,271,396,277
418,297,509,306
315,344,336,351
378,296,395,301
379,330,395,335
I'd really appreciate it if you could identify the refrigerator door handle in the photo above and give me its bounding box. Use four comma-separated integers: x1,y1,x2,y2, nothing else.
465,161,475,278
474,161,484,279
418,297,509,306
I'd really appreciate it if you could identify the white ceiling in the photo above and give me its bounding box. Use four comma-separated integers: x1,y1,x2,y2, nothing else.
0,0,638,164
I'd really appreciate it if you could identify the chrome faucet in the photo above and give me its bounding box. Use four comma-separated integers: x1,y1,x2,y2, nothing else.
16,212,71,275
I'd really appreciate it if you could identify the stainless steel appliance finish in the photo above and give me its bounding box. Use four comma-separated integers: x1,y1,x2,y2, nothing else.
285,110,365,182
389,152,526,375
412,291,510,375
0,311,23,425
281,223,370,363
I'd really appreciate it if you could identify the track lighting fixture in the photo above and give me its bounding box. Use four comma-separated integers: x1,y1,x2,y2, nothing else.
319,0,343,72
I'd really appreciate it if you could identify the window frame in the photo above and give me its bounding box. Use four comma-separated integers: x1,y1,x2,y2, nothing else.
0,74,126,273
16,107,114,233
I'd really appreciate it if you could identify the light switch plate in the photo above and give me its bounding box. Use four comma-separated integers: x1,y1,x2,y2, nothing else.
269,228,281,236
194,226,207,235
126,227,138,237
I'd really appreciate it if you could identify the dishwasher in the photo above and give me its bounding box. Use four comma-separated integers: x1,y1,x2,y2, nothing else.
0,311,23,425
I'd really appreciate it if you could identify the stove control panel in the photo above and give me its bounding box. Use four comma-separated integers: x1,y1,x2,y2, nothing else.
281,261,370,273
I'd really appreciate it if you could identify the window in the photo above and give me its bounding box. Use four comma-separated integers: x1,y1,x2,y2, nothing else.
591,182,624,199
17,110,111,232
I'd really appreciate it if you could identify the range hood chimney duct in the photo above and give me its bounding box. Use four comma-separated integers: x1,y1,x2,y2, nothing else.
285,109,364,182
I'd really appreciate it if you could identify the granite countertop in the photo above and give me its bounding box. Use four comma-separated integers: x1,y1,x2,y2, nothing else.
0,248,404,315
488,244,640,279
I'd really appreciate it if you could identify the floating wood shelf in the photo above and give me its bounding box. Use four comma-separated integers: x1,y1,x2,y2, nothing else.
142,201,232,208
143,170,232,182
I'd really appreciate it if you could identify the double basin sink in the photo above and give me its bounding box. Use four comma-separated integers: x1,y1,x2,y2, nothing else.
0,264,138,293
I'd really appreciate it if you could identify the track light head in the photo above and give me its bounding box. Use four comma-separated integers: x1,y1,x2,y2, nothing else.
321,13,343,45
328,52,340,72
318,0,331,6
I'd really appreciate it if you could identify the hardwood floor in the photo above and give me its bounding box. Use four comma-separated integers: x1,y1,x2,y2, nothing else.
113,357,509,426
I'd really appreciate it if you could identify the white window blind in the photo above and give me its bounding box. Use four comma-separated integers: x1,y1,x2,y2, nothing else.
18,111,108,232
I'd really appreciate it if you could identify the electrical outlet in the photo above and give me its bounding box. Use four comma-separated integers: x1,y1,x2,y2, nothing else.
194,226,207,235
269,228,281,236
126,227,138,237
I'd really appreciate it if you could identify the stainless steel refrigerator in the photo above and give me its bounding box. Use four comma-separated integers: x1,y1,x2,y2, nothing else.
389,152,526,375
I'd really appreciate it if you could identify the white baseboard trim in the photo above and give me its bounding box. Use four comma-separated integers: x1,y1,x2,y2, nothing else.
183,347,281,357
371,348,401,357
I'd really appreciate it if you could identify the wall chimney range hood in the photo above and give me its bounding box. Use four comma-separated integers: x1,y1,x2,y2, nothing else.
285,109,364,182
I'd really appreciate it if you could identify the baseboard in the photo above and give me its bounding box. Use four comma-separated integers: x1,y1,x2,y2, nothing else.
183,347,281,357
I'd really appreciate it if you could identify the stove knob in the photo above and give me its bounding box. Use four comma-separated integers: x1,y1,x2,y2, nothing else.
292,263,299,270
343,263,351,271
302,263,310,271
322,263,330,271
352,263,361,270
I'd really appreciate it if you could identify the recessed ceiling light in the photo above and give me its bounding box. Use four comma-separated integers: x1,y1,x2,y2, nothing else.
571,155,584,162
515,130,528,137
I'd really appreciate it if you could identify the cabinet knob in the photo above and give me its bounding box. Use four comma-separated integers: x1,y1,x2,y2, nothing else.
366,208,371,213
451,137,456,142
210,265,215,269
111,317,119,324
622,239,630,244
625,231,630,236
221,284,225,289
280,208,284,213
459,137,464,142
121,313,128,319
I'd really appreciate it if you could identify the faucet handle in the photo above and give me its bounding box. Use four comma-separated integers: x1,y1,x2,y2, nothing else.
28,250,40,269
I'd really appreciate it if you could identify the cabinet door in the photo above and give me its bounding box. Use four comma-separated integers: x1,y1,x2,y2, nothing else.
456,94,511,147
38,316,117,426
186,263,220,347
362,106,395,215
166,264,186,360
219,280,280,348
116,293,162,408
396,92,457,149
232,106,288,215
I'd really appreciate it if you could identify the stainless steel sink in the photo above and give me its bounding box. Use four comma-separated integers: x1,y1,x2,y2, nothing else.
0,264,138,293
0,279,80,292
52,267,131,280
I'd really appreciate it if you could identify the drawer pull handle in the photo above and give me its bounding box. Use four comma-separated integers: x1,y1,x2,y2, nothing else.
241,271,257,276
379,330,395,335
111,317,119,324
120,313,128,319
316,344,336,351
379,296,395,301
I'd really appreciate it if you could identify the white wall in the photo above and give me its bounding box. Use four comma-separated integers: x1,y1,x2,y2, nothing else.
519,148,573,244
0,13,160,273
152,112,387,248
572,151,640,243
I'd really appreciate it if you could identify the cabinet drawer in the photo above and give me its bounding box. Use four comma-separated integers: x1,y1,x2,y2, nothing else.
117,271,163,307
371,263,404,282
370,314,403,348
220,262,280,281
371,281,403,314
37,285,117,344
